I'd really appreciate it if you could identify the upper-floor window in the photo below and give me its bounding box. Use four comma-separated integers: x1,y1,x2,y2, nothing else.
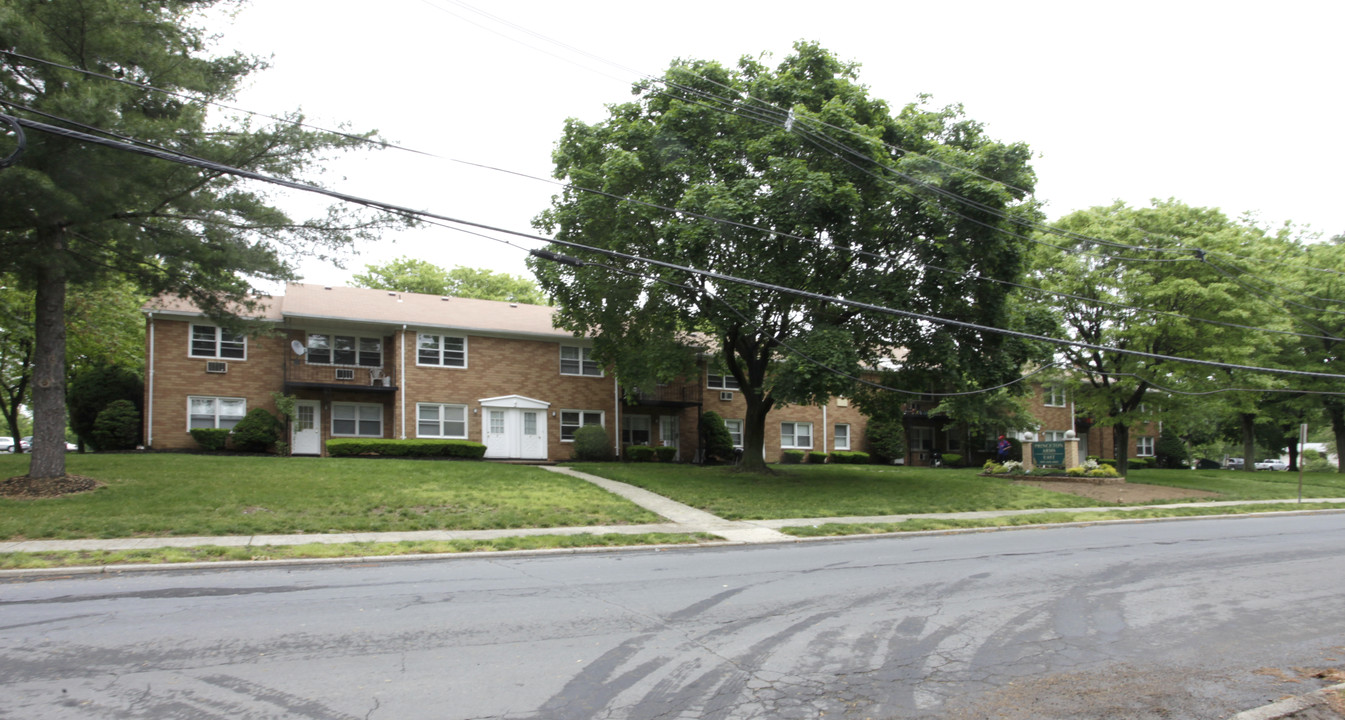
308,333,381,367
190,324,246,360
1041,430,1069,442
560,345,602,377
707,372,740,391
418,333,467,368
1044,386,1067,407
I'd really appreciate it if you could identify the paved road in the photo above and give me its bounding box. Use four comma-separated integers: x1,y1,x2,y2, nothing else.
2,513,1343,719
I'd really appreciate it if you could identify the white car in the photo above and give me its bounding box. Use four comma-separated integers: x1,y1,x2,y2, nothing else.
1254,458,1289,471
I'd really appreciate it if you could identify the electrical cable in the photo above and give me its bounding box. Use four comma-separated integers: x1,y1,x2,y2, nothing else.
13,112,1345,383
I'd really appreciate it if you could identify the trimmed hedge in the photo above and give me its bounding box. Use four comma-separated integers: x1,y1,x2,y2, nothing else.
781,449,806,464
654,445,678,463
326,438,486,459
625,445,656,462
1127,457,1151,469
829,450,870,464
940,453,963,466
190,428,230,451
806,451,829,464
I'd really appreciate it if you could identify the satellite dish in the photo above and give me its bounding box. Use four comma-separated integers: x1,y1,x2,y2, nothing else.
290,340,306,356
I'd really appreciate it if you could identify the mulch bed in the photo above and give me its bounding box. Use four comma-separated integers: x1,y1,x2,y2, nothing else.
0,474,103,499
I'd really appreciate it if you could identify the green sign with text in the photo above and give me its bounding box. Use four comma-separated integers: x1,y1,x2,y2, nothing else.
1032,441,1066,467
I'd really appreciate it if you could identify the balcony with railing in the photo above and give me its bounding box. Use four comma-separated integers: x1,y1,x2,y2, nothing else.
283,359,397,393
621,383,702,408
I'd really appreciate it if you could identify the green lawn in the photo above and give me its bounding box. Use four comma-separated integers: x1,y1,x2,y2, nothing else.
0,454,661,539
575,463,1345,520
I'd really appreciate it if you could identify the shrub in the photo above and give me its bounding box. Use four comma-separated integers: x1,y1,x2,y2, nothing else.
1306,456,1334,472
940,453,963,467
91,399,140,451
326,439,486,459
982,459,1005,474
781,449,806,464
1098,458,1118,468
1001,459,1024,475
654,445,678,463
230,408,283,453
625,445,656,462
1127,457,1150,469
701,411,736,464
572,425,613,461
866,417,905,463
190,428,230,451
68,364,143,449
1065,465,1086,477
1154,433,1188,469
830,450,870,464
1087,464,1120,478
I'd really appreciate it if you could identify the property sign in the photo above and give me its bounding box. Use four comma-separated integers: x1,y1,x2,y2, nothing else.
1032,441,1066,467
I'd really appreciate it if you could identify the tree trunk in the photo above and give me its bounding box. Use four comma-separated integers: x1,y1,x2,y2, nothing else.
1328,402,1345,475
1240,412,1257,472
1114,422,1130,478
739,391,773,472
1286,430,1300,472
29,230,67,479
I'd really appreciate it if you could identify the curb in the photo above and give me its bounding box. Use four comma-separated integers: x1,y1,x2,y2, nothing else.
1230,682,1345,720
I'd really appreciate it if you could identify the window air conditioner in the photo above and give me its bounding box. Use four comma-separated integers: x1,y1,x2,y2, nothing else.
720,391,734,402
335,368,355,381
205,361,227,374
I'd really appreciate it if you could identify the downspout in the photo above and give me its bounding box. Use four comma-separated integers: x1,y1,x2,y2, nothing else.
400,326,407,439
613,377,621,458
146,313,155,448
822,403,828,452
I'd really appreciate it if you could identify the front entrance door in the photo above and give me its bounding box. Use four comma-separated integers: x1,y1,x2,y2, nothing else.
479,395,550,460
659,415,680,460
292,400,321,455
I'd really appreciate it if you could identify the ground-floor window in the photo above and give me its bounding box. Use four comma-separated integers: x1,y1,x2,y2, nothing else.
1041,430,1069,442
781,422,813,449
622,414,652,445
188,396,245,430
1137,435,1155,456
332,403,382,437
725,419,744,448
834,423,850,450
910,426,933,452
560,410,603,441
417,403,467,439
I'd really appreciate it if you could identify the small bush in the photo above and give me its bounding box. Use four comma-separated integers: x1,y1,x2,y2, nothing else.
982,460,1005,474
830,450,870,464
1098,458,1118,468
806,451,829,464
1065,465,1086,477
866,417,904,463
572,425,613,461
625,445,656,462
654,445,678,463
1154,433,1188,468
701,411,735,464
190,428,230,451
781,449,806,464
91,399,140,451
326,438,486,459
940,453,963,466
1127,457,1150,469
1087,464,1120,478
230,408,283,453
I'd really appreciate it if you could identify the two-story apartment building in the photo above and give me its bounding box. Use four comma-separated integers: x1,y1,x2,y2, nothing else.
143,283,868,462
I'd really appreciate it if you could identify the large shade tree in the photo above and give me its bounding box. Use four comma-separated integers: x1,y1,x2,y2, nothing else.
531,43,1039,470
0,0,403,478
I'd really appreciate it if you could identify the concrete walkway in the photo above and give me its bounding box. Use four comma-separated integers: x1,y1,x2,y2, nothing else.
1,466,1342,555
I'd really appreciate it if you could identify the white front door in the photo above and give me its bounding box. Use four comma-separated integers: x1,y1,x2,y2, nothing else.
292,400,321,455
659,415,680,460
479,395,551,460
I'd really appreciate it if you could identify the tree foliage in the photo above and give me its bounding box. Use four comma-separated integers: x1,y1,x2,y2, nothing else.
353,258,546,305
0,0,405,477
68,363,143,450
90,398,140,451
531,43,1039,469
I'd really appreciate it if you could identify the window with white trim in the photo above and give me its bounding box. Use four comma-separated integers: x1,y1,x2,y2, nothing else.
1137,435,1155,456
190,325,246,360
725,419,744,448
1044,385,1067,407
1041,430,1069,442
417,403,467,439
559,410,604,441
560,345,603,377
781,422,813,449
417,333,467,368
911,426,933,452
307,333,382,367
834,423,850,450
188,396,246,429
332,403,383,437
707,372,740,391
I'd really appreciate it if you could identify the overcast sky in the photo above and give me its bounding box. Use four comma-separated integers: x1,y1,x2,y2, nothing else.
208,0,1345,289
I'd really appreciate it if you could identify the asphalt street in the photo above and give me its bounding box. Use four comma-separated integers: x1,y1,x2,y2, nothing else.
2,513,1344,719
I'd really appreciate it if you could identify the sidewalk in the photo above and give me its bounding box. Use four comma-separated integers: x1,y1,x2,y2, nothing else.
2,465,1342,555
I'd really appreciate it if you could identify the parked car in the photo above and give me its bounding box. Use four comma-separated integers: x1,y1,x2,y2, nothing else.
0,437,13,453
1254,458,1289,471
1225,457,1244,469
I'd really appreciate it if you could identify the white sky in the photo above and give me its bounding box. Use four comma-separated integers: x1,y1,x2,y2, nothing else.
209,0,1345,289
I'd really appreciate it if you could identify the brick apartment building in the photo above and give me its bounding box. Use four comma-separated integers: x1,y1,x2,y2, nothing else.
143,283,869,462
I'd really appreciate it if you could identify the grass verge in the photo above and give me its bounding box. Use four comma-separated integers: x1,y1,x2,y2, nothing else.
0,532,716,570
780,502,1345,537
